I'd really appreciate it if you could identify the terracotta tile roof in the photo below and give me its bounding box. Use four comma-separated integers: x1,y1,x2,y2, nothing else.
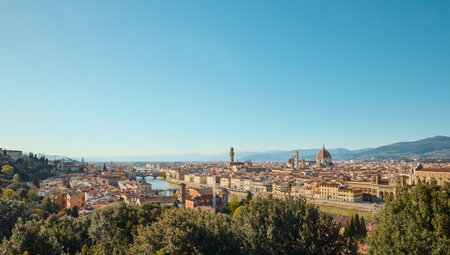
417,168,450,172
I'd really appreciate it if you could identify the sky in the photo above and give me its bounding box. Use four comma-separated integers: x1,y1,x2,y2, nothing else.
1,1,449,157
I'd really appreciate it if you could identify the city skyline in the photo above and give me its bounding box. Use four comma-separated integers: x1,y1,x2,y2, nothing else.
0,2,449,254
1,1,450,156
2,135,448,161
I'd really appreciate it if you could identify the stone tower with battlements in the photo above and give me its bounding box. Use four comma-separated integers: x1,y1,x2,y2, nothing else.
230,147,234,162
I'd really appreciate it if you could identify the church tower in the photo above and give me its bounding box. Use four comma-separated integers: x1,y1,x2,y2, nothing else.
230,147,234,162
293,151,299,169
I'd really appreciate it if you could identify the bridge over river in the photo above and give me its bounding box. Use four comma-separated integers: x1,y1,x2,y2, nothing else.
135,169,179,197
135,169,166,179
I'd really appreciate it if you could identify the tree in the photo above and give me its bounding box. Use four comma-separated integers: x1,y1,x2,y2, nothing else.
136,202,164,226
33,208,44,219
367,182,450,255
76,245,106,255
44,215,92,255
17,188,29,199
234,196,352,255
0,218,63,255
13,173,20,183
130,208,240,255
343,213,367,252
344,214,363,240
227,195,244,215
1,165,13,176
244,191,253,205
7,181,28,189
0,199,32,240
27,189,40,202
71,205,79,218
358,216,367,240
2,188,18,199
32,175,40,188
233,205,246,218
42,197,60,218
88,202,162,255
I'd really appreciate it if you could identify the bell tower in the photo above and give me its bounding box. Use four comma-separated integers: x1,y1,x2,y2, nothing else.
293,151,299,169
230,147,234,162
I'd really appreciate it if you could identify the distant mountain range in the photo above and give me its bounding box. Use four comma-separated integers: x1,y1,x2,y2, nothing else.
241,136,450,161
80,135,450,162
240,148,373,161
349,135,450,160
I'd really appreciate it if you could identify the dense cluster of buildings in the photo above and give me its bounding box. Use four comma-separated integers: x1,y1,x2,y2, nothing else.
163,147,450,203
34,145,450,214
179,183,229,209
38,167,176,215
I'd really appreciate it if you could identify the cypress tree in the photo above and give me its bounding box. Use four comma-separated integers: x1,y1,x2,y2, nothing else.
354,214,360,238
344,221,350,237
359,216,367,239
349,215,357,237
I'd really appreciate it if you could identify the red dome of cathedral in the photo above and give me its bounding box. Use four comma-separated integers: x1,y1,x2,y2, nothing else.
316,145,332,163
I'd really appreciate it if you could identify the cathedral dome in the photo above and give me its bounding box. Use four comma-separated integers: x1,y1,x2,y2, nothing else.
316,145,332,164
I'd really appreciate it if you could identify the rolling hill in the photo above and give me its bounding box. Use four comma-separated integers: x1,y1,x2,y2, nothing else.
240,148,370,161
351,136,450,160
79,136,450,162
240,136,450,161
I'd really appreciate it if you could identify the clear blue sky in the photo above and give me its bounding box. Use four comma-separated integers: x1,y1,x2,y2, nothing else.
1,1,449,157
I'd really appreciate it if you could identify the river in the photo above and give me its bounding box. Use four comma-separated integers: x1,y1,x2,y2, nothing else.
142,176,179,190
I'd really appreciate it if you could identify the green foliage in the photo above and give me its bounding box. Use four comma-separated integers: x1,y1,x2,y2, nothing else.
65,206,80,218
44,215,92,255
233,205,246,218
17,188,29,199
88,202,163,255
0,199,32,240
27,190,40,202
131,208,240,255
0,218,63,255
2,188,18,199
33,208,44,219
64,206,80,218
41,197,60,218
13,173,20,183
359,216,367,239
343,213,367,243
1,165,14,176
76,245,106,255
5,155,54,182
227,195,244,215
136,202,164,226
234,196,352,255
5,188,445,255
244,191,253,205
368,182,450,255
6,181,29,192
